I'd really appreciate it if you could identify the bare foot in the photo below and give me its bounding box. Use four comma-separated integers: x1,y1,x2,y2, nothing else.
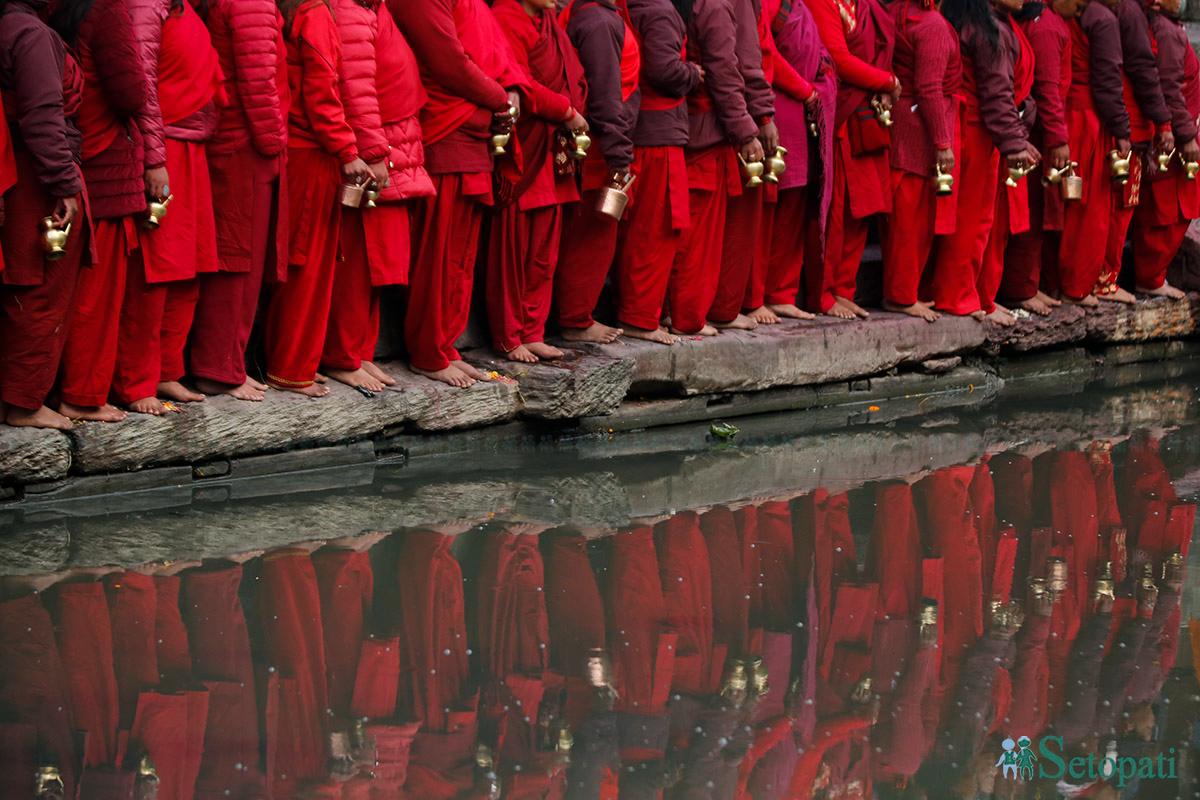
325,367,386,392
128,396,167,416
194,377,265,402
970,310,988,321
561,322,623,344
1017,295,1054,316
414,365,474,388
1034,291,1061,309
670,323,718,337
247,377,269,391
267,379,330,398
623,326,678,345
835,296,870,319
767,303,815,320
746,306,780,325
825,303,858,320
326,531,390,552
1063,293,1099,307
314,373,328,384
883,300,940,322
361,361,397,386
1096,286,1136,304
502,344,539,364
1136,282,1186,299
157,381,205,403
58,401,127,422
984,307,1017,327
5,405,73,431
451,360,490,382
525,342,564,360
711,313,758,331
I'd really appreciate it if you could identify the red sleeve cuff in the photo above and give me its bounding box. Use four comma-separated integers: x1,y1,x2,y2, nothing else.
338,145,360,165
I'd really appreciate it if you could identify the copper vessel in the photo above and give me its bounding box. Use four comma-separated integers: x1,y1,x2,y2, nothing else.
1061,162,1083,201
594,173,636,221
339,181,367,208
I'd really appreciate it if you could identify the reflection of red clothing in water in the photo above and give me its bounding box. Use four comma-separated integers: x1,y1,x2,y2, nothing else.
105,571,161,728
657,510,719,694
313,548,374,722
702,505,750,657
477,531,551,679
258,551,331,787
0,595,78,799
51,581,120,768
181,565,267,798
543,532,606,679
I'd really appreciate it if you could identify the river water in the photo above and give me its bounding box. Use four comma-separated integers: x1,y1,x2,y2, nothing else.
0,371,1197,799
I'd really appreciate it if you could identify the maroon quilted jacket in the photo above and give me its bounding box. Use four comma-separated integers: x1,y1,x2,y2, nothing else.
204,0,286,156
129,0,168,167
73,0,149,219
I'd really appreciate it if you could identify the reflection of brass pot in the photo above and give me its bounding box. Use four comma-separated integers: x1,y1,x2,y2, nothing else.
339,181,366,208
34,766,65,799
739,154,765,189
585,648,614,690
1139,562,1157,593
1163,551,1184,585
571,130,591,160
919,598,939,626
934,163,954,195
1093,561,1115,604
594,173,636,221
1062,162,1083,201
764,145,788,184
40,217,70,260
748,656,769,699
1108,149,1131,182
1046,557,1068,596
143,194,173,229
870,95,893,127
720,658,750,703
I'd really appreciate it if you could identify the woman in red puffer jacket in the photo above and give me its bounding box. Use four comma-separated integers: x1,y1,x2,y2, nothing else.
190,0,288,402
262,0,371,397
0,0,88,431
114,0,224,416
50,0,145,424
322,0,433,391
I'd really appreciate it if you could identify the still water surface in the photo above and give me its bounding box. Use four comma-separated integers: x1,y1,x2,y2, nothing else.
0,376,1198,799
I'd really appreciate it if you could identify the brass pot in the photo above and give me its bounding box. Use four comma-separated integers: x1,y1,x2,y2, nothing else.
1004,162,1032,188
870,95,893,127
570,130,591,161
339,181,366,208
40,217,70,260
1062,162,1084,201
764,145,788,184
143,194,173,230
363,182,380,209
739,154,765,189
594,173,636,221
1186,158,1200,180
1108,149,1131,182
1157,148,1176,173
934,163,954,195
490,130,511,157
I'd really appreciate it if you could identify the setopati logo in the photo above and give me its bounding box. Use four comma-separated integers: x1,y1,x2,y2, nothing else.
997,735,1178,788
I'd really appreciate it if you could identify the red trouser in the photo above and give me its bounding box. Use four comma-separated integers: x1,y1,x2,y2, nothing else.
555,191,619,330
710,185,763,323
668,146,734,333
111,267,199,404
1058,106,1112,299
486,203,562,352
615,146,686,330
190,156,278,386
1001,171,1048,302
51,582,120,768
265,147,341,387
406,174,484,372
323,209,382,371
1132,210,1189,291
0,234,80,411
60,217,135,407
1102,185,1136,288
818,142,874,314
928,120,998,315
881,171,936,307
979,166,1013,314
744,185,776,311
765,186,818,308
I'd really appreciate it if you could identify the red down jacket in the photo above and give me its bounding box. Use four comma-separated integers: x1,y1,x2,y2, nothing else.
333,0,432,200
205,0,287,157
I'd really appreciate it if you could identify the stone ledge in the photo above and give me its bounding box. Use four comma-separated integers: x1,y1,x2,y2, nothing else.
0,427,71,485
465,345,633,418
595,312,987,397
